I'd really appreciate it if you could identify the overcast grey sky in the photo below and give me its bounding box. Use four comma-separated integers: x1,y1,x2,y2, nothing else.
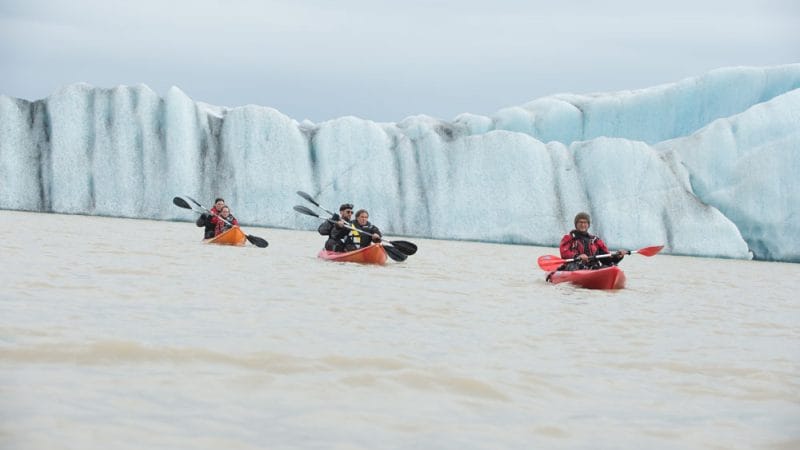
1,0,798,122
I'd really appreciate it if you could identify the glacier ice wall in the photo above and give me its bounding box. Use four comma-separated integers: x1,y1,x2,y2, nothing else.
1,65,799,262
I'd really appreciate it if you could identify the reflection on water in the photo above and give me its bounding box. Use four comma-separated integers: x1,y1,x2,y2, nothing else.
1,210,798,449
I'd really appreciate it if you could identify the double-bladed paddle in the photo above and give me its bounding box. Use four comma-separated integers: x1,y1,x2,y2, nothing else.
293,205,408,262
296,190,336,217
172,196,269,248
295,191,418,256
536,245,664,271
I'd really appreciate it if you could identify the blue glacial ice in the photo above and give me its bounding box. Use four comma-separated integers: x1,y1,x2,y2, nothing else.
1,64,799,262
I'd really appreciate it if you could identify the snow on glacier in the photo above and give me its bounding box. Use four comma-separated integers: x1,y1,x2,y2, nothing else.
1,64,799,262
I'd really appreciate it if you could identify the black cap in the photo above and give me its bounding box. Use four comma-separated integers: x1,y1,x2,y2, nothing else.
339,203,354,211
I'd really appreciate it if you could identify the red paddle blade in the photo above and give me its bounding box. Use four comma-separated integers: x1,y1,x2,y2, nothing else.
537,255,565,271
636,245,664,257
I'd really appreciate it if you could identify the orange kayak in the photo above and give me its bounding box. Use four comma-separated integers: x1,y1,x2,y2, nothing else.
204,226,247,246
546,265,626,290
317,244,387,265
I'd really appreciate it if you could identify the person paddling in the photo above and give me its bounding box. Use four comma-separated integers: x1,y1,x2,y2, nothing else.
196,197,225,239
559,212,627,270
210,205,239,237
318,203,356,252
350,209,382,248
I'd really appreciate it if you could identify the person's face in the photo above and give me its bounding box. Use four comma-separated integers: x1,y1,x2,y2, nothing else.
576,219,590,232
341,208,353,220
356,213,368,225
214,200,225,210
220,207,230,217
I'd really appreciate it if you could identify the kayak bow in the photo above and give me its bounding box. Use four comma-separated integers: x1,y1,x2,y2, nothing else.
546,266,626,290
317,244,388,265
204,226,248,246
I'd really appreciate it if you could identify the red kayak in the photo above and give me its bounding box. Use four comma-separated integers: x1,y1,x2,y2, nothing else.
317,244,388,265
546,265,626,290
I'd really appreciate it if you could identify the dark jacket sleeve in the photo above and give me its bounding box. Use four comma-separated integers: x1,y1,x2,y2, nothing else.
318,214,341,236
196,213,209,227
369,224,382,241
318,220,333,236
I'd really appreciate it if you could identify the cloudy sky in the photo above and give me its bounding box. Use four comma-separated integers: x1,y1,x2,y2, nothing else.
1,0,797,122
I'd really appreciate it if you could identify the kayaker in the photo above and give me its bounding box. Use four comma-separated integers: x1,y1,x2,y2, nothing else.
196,198,225,239
318,203,356,252
350,209,382,248
559,212,626,270
210,206,239,237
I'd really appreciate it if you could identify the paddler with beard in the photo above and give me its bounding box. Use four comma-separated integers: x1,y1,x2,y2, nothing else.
559,212,627,270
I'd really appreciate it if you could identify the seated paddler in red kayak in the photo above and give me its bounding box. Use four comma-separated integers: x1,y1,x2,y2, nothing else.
318,203,356,252
351,209,382,248
538,213,663,289
556,212,627,271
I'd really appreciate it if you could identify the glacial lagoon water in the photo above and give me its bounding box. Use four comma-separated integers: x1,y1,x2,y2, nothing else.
1,210,798,449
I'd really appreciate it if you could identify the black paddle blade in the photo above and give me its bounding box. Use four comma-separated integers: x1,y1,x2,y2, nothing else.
297,191,337,216
185,195,205,210
172,196,192,209
389,240,417,255
247,234,269,248
296,191,321,208
384,244,408,262
293,205,320,218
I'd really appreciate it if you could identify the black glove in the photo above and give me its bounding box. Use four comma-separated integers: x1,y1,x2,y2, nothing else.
196,213,209,227
331,213,340,221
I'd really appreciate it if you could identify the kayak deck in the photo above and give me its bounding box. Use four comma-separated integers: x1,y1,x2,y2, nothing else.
317,244,388,265
204,226,247,246
546,265,626,290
